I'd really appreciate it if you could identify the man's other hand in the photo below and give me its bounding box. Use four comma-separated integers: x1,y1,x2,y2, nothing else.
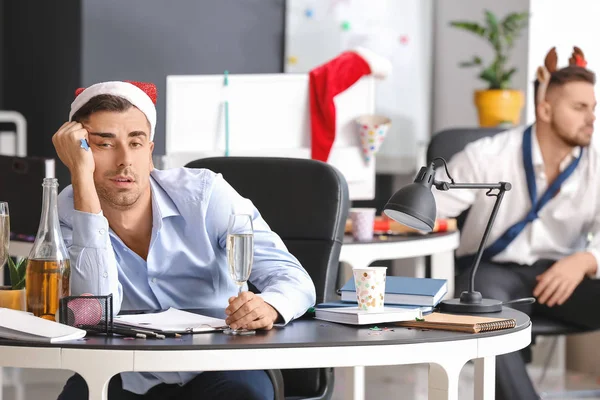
225,291,279,330
533,252,596,307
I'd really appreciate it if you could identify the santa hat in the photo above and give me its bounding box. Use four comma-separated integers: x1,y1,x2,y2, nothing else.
310,47,392,162
69,81,158,140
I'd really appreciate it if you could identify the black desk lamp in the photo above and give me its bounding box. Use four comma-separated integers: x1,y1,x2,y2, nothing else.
383,157,512,313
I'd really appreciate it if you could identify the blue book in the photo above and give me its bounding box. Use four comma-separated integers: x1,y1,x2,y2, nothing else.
339,276,447,307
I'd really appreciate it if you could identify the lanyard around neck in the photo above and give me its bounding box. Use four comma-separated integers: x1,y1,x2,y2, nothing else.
467,125,584,263
522,125,582,216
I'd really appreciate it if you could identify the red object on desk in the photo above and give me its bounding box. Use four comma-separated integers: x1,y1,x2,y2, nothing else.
374,219,391,231
346,217,456,234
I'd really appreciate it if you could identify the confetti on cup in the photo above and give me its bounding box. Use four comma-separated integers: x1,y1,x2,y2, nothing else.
353,267,387,312
355,115,391,163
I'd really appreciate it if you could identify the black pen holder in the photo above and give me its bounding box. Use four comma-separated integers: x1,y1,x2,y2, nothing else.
59,293,113,335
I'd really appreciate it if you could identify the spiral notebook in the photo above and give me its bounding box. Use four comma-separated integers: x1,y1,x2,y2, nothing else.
395,312,516,333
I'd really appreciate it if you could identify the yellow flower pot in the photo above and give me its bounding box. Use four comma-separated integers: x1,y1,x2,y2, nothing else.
0,287,26,311
474,89,524,127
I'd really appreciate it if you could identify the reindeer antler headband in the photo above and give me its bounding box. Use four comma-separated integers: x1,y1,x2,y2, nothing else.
536,46,588,105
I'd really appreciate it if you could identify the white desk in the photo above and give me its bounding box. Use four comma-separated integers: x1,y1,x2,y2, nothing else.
7,233,461,400
337,231,460,400
0,308,530,400
10,233,460,305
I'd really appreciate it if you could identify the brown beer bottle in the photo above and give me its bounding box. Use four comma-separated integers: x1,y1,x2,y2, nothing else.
26,178,70,320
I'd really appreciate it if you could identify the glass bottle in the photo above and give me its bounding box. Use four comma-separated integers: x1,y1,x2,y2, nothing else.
26,178,70,320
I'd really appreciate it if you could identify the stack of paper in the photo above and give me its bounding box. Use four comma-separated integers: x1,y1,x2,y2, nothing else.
316,301,433,314
114,308,228,333
314,306,422,325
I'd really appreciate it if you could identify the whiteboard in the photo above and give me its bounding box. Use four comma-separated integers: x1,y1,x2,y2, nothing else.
164,73,377,200
285,0,434,174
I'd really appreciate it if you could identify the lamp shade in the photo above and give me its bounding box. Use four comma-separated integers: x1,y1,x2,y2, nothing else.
383,182,437,232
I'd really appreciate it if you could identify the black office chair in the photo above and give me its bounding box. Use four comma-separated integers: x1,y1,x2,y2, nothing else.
185,157,349,400
426,127,591,389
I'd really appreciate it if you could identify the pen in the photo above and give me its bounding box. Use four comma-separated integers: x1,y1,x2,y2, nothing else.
82,325,145,339
126,327,166,340
151,331,181,338
160,331,181,338
108,326,146,339
113,322,176,339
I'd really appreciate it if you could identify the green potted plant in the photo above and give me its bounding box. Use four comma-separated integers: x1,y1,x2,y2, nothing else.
0,257,27,311
450,10,529,127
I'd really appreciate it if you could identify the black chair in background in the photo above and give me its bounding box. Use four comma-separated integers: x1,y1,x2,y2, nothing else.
426,127,589,388
185,157,349,400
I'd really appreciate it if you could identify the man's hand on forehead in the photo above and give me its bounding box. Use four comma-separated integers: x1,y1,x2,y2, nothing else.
51,121,96,176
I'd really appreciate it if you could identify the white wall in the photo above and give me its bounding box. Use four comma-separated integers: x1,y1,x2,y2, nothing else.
373,0,434,175
432,0,531,134
526,0,600,125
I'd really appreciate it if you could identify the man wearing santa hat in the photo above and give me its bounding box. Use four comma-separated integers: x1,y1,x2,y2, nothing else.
52,80,315,399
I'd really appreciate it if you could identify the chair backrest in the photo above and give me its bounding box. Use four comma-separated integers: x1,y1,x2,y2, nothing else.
185,157,348,398
426,127,505,232
426,127,505,165
185,157,349,304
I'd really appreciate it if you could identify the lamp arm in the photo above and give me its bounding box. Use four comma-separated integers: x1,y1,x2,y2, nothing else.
434,181,506,191
467,186,507,292
433,180,512,292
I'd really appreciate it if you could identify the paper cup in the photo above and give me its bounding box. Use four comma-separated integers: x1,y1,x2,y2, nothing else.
349,208,376,241
352,267,387,312
355,115,391,163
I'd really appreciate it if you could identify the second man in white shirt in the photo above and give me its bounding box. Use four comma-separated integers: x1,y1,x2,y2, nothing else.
434,47,600,400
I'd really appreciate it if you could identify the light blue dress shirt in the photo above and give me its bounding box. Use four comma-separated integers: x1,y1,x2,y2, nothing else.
57,167,316,394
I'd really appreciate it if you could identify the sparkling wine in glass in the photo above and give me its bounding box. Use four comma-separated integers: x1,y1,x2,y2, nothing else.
0,202,9,275
223,214,255,336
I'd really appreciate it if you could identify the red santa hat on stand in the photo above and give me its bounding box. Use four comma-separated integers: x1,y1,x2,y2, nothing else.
310,47,392,162
69,81,158,140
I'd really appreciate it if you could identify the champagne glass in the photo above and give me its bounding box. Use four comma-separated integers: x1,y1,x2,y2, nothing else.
223,214,255,336
0,202,9,275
